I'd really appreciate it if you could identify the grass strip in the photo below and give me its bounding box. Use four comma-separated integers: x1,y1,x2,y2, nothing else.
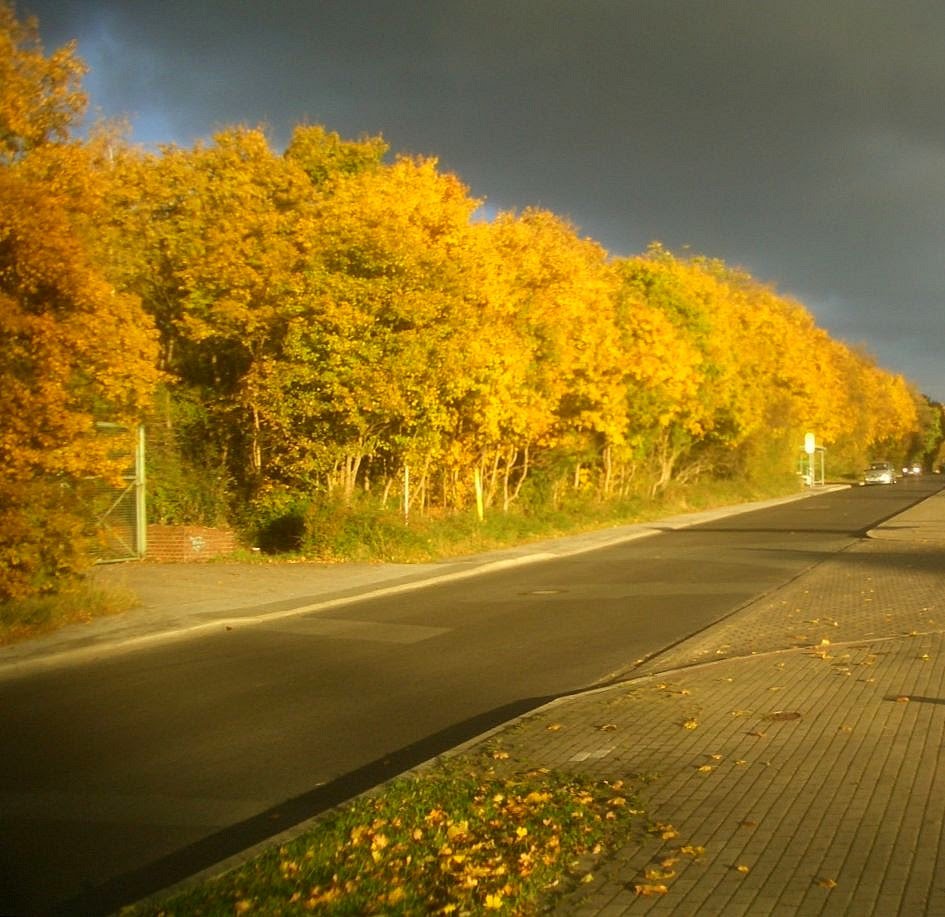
0,580,136,645
123,753,644,915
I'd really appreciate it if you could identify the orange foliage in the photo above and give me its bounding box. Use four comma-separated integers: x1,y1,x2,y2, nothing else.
0,3,160,598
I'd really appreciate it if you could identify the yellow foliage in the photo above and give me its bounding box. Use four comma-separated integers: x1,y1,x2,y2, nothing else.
0,2,86,163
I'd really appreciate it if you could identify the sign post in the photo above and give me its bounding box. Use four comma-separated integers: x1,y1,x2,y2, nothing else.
802,433,825,487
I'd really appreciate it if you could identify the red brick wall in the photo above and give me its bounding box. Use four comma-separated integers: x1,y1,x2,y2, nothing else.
145,525,238,562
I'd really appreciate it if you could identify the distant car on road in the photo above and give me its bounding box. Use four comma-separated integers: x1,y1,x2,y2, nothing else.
902,463,922,476
864,461,897,485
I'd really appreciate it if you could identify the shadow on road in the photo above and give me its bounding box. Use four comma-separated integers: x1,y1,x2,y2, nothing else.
52,694,556,916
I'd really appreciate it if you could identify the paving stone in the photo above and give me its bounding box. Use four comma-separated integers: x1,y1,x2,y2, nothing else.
468,498,945,915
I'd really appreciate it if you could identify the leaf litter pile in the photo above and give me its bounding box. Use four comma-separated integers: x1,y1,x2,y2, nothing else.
126,752,643,915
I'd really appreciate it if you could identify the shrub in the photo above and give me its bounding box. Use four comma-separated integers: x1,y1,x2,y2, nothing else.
0,479,92,601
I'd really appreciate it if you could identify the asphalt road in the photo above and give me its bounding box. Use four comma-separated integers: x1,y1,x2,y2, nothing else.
1,478,940,915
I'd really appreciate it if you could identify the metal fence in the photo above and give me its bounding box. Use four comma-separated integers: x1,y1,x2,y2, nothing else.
89,424,146,563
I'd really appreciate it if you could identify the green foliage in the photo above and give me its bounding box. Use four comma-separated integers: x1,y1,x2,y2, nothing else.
248,488,310,554
146,388,231,525
298,500,429,561
240,472,802,566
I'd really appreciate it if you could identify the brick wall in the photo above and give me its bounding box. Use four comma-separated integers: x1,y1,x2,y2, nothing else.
145,524,239,562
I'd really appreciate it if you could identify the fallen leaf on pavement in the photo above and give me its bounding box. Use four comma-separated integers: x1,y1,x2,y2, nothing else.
645,866,676,880
634,883,669,896
817,877,838,889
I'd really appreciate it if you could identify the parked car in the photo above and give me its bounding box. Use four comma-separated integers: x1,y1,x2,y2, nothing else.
864,461,897,485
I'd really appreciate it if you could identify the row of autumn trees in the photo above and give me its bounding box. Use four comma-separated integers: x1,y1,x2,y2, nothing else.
1,3,940,597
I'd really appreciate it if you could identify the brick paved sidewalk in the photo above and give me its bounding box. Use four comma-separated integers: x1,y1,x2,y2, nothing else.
474,497,945,915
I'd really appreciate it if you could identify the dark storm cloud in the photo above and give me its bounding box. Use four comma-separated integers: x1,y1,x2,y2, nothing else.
23,0,945,397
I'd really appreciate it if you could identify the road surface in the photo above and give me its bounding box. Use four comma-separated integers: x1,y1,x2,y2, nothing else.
1,478,940,914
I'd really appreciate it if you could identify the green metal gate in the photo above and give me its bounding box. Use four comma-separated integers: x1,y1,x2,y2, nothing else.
90,424,146,563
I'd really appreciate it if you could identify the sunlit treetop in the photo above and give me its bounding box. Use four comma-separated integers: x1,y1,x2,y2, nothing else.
0,2,87,164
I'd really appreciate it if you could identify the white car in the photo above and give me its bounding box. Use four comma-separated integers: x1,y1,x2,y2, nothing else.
864,461,897,485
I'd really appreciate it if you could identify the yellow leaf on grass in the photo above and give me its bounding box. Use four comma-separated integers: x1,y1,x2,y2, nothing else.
484,892,504,909
447,822,469,841
682,719,699,730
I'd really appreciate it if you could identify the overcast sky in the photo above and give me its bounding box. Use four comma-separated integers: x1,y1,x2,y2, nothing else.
23,0,945,400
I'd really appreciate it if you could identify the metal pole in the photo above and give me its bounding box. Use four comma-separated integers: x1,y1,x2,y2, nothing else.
474,467,484,522
135,424,147,557
403,463,410,524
